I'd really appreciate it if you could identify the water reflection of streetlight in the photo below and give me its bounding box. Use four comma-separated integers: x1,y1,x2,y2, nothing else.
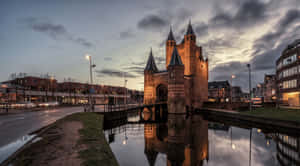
123,125,128,145
266,140,270,146
230,126,236,150
232,144,236,150
249,129,252,166
122,140,127,145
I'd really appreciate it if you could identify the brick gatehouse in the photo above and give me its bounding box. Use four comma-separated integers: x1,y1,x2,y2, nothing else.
144,21,208,113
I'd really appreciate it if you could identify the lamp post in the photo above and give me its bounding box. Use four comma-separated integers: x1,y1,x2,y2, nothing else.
85,54,96,110
123,73,128,107
85,54,96,84
247,64,252,111
230,75,236,103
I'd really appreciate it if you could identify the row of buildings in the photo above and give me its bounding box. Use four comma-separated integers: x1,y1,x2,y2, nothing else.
209,38,300,107
0,75,143,105
208,81,247,103
208,74,277,104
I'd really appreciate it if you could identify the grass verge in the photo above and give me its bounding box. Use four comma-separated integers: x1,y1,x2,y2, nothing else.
11,112,119,166
66,113,119,166
241,107,300,123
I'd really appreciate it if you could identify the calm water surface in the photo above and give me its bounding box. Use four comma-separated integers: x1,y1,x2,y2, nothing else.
104,111,299,166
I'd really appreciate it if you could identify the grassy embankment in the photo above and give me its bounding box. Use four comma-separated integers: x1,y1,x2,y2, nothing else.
241,107,300,123
13,112,119,166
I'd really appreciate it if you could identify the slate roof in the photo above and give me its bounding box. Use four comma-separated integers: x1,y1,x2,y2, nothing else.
186,20,195,35
145,48,158,72
169,47,183,66
167,27,175,41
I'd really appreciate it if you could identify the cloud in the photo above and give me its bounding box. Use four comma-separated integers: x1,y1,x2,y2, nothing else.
96,69,137,78
120,29,135,39
210,61,255,91
208,8,300,91
251,9,300,71
123,66,144,75
210,0,271,29
20,17,93,48
137,14,169,31
104,57,113,61
254,9,300,49
194,22,209,37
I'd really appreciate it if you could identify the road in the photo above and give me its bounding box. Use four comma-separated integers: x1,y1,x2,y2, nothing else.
0,106,83,147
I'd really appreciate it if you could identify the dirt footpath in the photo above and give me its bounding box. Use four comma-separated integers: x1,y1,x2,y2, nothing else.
10,113,119,166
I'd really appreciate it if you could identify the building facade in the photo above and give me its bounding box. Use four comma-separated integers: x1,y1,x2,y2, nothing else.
208,81,230,102
232,86,243,102
144,22,208,111
1,76,142,104
263,74,276,102
276,39,300,106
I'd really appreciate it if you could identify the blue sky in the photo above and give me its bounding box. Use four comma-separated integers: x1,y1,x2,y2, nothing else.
1,0,299,91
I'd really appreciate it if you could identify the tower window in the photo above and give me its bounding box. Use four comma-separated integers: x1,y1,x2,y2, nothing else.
170,72,174,78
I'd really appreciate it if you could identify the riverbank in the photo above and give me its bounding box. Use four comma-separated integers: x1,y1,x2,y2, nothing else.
241,107,300,123
7,113,118,166
199,107,300,134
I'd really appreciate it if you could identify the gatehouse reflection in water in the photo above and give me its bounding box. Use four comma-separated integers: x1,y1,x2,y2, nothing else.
104,107,300,166
144,114,208,166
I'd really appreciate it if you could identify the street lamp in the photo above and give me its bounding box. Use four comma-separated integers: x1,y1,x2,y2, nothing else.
85,54,96,84
123,72,128,107
247,64,252,111
85,54,96,111
231,74,236,103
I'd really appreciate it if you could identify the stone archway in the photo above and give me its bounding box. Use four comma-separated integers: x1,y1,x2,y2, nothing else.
156,84,168,103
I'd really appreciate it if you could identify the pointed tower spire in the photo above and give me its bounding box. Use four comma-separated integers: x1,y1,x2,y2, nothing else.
169,47,183,66
186,20,195,35
145,48,158,72
167,26,175,41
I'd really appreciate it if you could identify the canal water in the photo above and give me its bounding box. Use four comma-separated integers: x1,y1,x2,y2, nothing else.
104,110,299,166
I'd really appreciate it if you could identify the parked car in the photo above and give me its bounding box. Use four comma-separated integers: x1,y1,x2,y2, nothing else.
11,102,36,108
38,101,59,107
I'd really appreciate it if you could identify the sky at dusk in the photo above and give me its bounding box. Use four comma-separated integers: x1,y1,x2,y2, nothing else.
0,0,299,91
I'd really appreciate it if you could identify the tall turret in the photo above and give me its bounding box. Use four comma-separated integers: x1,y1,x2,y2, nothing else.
145,48,158,72
144,48,158,104
167,47,185,113
184,20,196,76
166,27,176,68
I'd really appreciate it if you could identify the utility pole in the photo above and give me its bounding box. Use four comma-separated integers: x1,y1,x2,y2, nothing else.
247,64,252,111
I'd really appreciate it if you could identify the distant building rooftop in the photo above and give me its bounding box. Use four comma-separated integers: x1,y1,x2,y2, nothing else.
208,81,230,89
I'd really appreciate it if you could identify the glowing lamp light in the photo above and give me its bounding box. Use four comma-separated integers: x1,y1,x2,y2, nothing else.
1,84,8,88
232,144,236,150
85,54,91,60
122,140,127,145
266,140,270,146
231,75,236,79
257,129,261,133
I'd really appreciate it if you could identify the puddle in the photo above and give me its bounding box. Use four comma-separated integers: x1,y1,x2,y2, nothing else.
0,135,36,164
